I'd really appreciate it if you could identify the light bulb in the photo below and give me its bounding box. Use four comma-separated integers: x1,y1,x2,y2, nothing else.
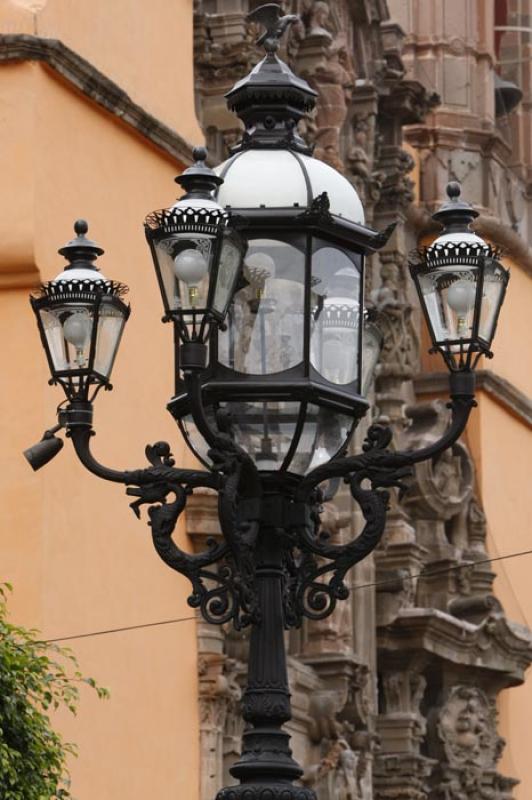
63,312,92,348
447,279,476,314
245,252,276,277
173,248,208,287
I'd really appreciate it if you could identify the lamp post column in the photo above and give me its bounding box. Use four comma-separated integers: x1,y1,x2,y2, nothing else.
219,510,315,800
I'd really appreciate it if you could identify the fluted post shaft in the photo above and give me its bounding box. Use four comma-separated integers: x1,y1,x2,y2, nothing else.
217,516,315,800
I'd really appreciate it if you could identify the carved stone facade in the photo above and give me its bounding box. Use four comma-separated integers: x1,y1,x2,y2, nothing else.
192,2,532,799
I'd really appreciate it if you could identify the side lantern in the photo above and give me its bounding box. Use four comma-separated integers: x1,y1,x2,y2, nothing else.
409,182,509,371
30,220,130,402
144,147,246,368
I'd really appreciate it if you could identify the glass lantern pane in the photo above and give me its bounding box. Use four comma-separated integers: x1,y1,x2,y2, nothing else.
361,321,382,396
154,234,213,313
212,232,243,316
226,400,300,470
478,259,507,345
94,302,127,378
310,241,361,385
418,266,478,351
218,236,306,374
40,305,94,373
39,309,68,371
290,404,354,475
180,401,301,471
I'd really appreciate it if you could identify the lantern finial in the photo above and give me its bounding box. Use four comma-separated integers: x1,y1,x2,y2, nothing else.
74,219,89,236
432,180,478,234
247,4,299,55
58,219,104,266
175,145,223,200
446,181,461,201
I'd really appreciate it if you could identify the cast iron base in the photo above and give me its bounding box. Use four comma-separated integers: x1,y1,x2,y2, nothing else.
216,785,316,800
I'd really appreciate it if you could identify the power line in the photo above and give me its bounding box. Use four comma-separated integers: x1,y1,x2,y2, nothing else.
46,614,196,644
348,548,532,592
45,548,532,644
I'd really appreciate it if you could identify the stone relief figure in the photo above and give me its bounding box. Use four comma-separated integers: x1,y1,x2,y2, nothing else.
436,687,502,770
310,37,355,172
198,655,242,800
307,0,333,39
370,261,419,379
347,116,372,193
303,738,367,800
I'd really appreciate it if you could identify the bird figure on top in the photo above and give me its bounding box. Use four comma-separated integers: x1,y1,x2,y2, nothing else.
247,3,299,54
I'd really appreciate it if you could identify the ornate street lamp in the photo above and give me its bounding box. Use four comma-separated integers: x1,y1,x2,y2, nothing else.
25,7,509,800
409,181,509,372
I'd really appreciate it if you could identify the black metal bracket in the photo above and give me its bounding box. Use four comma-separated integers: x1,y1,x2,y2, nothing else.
62,371,475,633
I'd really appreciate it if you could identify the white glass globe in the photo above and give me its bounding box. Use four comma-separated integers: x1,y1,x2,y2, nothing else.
173,249,209,286
245,252,276,279
447,279,476,314
63,312,92,348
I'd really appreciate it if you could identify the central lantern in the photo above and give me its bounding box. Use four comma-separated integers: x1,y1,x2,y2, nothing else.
146,45,393,478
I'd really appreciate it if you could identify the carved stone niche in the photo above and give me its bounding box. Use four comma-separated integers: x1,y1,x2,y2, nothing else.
426,685,514,800
198,652,243,800
373,752,434,800
377,663,428,757
401,406,473,525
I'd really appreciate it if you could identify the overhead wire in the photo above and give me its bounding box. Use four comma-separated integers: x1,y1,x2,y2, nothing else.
44,547,532,644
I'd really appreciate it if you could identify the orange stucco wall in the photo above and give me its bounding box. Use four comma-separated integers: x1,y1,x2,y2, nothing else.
473,394,532,795
0,0,203,144
0,8,202,798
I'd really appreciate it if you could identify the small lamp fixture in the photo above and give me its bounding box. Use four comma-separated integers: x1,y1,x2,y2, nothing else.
144,146,246,369
409,182,509,371
30,220,130,402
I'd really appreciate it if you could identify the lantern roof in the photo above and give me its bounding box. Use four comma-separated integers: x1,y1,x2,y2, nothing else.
216,149,365,226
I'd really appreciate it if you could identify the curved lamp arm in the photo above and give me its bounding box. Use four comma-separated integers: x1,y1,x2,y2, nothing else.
286,372,476,625
63,404,219,491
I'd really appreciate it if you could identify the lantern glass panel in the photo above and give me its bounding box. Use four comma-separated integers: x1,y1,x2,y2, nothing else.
478,259,507,345
310,241,361,385
218,235,306,374
212,232,244,316
361,320,382,396
289,404,354,475
418,266,478,351
40,304,94,373
154,233,213,314
94,301,128,378
180,401,354,475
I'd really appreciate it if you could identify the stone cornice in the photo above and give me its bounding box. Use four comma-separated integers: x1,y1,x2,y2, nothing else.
0,34,195,167
378,607,532,683
414,370,532,428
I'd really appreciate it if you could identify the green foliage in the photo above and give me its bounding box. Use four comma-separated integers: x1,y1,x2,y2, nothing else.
0,583,109,799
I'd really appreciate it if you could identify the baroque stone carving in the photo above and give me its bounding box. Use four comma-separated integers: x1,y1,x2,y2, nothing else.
199,654,243,800
436,687,502,770
192,5,532,800
371,260,419,381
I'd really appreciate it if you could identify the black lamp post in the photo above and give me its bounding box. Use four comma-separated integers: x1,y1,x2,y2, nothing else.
25,7,509,800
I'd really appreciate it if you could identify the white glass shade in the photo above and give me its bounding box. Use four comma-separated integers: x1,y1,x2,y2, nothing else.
216,149,365,224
